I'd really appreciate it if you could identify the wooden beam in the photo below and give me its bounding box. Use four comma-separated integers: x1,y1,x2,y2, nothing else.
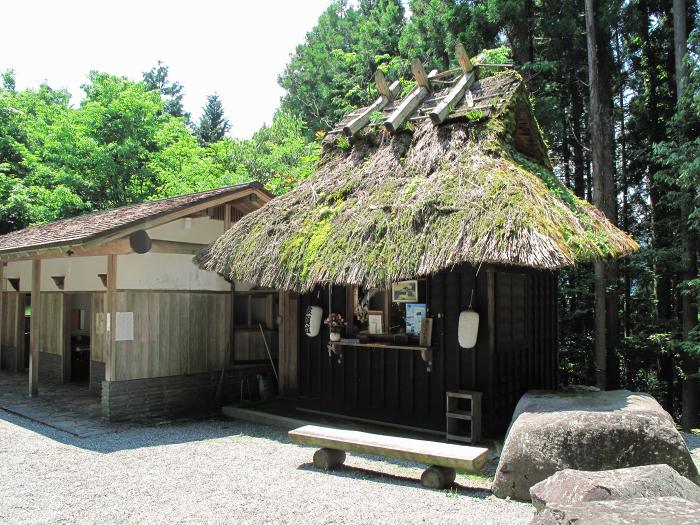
384,69,437,133
0,263,4,369
150,240,208,255
343,79,401,137
78,189,271,249
29,259,41,397
374,70,394,100
0,238,134,263
455,44,474,74
411,58,431,90
104,254,117,382
429,70,477,125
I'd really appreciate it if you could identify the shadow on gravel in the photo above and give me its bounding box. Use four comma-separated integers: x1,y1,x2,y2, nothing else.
295,462,493,497
0,409,289,453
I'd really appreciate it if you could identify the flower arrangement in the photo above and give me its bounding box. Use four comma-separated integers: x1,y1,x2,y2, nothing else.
324,313,346,332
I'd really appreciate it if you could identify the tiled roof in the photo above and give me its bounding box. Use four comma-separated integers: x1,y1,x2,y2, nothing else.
0,182,268,255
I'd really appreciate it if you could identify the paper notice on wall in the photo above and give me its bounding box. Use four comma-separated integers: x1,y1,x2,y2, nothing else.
95,313,105,335
115,312,134,342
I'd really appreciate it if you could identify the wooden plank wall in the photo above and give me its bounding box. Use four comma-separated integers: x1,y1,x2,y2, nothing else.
90,292,107,363
233,329,278,362
38,293,64,356
278,291,299,396
0,292,22,352
296,265,559,436
113,291,231,381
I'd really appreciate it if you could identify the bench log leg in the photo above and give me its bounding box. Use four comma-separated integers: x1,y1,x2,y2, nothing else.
313,448,346,471
421,466,456,489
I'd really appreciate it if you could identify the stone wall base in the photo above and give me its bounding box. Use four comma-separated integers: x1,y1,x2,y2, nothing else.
89,361,105,395
0,346,20,373
102,365,273,421
38,351,63,384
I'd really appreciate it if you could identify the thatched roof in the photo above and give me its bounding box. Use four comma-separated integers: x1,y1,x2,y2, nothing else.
196,69,638,292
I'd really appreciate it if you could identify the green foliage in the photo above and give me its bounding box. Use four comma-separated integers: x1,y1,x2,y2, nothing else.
0,72,319,232
196,94,230,145
278,0,406,133
143,61,189,121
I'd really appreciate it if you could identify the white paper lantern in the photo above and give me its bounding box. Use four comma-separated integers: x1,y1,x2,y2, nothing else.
304,306,323,337
458,310,479,349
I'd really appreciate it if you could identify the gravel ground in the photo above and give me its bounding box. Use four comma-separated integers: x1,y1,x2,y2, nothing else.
683,431,700,470
0,410,532,525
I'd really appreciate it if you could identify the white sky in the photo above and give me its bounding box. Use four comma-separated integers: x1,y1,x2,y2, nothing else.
1,0,332,138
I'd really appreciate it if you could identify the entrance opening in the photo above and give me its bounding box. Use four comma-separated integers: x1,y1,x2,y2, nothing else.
67,294,91,383
22,294,30,369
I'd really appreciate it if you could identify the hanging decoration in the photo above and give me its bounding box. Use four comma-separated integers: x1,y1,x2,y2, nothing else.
458,289,479,349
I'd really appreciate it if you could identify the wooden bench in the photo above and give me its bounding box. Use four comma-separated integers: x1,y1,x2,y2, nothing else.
288,424,489,489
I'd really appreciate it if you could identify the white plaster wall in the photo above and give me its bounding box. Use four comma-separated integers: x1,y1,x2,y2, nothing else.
117,253,232,291
147,216,223,243
5,256,107,292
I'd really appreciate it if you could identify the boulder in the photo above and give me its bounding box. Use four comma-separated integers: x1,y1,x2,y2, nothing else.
530,464,700,511
492,390,699,500
531,497,700,525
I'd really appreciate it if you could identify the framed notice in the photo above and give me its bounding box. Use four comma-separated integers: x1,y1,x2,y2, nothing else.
406,303,426,336
115,312,134,342
368,310,384,335
392,280,418,303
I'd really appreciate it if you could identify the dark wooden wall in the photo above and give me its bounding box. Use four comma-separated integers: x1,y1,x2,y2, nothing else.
296,264,558,437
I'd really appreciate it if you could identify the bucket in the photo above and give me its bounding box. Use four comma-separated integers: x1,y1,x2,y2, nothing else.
257,374,277,401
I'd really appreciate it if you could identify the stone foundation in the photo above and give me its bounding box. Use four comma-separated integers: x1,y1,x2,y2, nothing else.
38,352,63,384
89,361,105,394
0,346,20,373
102,365,273,421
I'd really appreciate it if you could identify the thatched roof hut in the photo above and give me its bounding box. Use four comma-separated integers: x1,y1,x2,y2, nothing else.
196,67,637,293
195,55,639,438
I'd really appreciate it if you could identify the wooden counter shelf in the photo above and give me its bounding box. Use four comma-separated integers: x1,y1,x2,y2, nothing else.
328,341,433,372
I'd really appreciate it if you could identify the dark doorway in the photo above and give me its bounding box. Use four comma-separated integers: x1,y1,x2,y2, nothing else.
22,293,30,369
66,294,91,383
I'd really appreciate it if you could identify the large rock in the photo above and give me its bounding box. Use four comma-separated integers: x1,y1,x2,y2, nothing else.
492,390,699,500
531,497,700,525
530,464,700,511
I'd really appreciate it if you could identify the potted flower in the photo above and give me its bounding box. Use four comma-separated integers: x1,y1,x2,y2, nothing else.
324,313,346,342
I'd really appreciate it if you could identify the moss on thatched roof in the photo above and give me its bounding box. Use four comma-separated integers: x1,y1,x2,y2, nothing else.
196,71,638,292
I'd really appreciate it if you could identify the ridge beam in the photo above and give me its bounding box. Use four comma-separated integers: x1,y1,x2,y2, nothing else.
429,70,477,125
384,67,437,133
343,79,401,137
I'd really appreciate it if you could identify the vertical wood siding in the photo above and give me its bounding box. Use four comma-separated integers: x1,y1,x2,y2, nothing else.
113,291,231,381
0,292,22,352
296,265,558,436
38,293,64,356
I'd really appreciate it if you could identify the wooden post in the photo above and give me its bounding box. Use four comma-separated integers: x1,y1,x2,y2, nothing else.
224,204,232,232
104,255,117,381
29,259,41,397
486,266,496,394
0,262,4,368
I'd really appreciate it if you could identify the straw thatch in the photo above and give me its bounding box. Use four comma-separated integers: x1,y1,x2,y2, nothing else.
196,71,638,292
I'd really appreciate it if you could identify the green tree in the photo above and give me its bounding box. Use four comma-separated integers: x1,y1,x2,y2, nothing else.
2,69,15,91
196,94,230,145
143,61,189,121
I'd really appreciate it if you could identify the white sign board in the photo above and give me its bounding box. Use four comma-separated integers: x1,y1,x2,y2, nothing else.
115,312,134,342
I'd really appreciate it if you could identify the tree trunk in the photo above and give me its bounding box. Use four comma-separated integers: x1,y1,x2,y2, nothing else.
585,0,619,390
673,0,700,430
